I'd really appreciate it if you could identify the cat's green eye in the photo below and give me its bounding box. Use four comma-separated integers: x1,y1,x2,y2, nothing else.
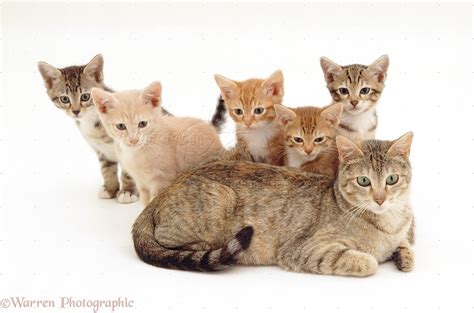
293,137,304,143
138,121,148,128
234,108,243,116
80,93,91,102
59,96,70,104
357,176,371,187
360,87,371,95
314,137,325,144
116,123,127,131
386,174,399,185
254,107,265,115
338,88,349,95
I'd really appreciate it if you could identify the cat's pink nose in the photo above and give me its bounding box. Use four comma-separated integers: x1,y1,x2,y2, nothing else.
350,100,359,107
128,137,139,145
374,198,385,205
304,148,313,155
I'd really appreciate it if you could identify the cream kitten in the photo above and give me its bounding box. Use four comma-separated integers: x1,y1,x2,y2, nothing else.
91,81,224,205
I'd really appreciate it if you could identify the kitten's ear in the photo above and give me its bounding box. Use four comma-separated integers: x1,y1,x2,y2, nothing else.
83,54,104,83
336,136,364,163
38,61,62,89
368,54,389,83
274,104,296,127
321,102,343,127
387,131,413,160
91,88,115,114
214,74,239,100
320,57,342,83
262,70,284,98
140,81,162,108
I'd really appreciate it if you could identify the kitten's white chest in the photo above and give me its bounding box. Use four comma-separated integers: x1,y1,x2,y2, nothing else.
339,108,377,141
239,122,278,163
286,149,305,168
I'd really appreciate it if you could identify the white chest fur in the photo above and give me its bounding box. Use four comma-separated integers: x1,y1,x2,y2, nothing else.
239,121,279,163
339,108,377,141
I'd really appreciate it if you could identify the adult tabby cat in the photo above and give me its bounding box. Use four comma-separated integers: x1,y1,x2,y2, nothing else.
214,71,285,165
133,132,415,277
320,55,389,142
38,55,141,203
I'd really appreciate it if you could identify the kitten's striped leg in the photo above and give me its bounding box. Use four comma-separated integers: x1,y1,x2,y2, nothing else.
392,239,414,272
117,170,139,204
98,154,120,199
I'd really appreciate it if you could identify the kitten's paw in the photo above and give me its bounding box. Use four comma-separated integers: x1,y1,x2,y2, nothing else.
117,190,139,204
98,186,117,199
392,246,415,272
332,249,378,277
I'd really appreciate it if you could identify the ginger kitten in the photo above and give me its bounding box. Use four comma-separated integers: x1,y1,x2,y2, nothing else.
91,81,224,205
274,102,343,178
133,132,415,276
214,70,285,165
320,55,389,142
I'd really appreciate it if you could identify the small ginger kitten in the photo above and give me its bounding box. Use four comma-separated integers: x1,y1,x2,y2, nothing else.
320,55,389,142
91,81,224,205
274,103,343,178
214,70,285,165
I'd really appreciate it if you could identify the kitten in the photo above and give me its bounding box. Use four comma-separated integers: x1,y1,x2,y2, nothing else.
274,102,343,178
91,81,224,206
133,132,415,277
320,55,389,142
214,71,285,165
38,55,138,203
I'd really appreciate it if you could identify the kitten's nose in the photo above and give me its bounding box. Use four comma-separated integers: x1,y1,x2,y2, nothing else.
72,110,80,116
350,100,359,107
374,198,385,205
244,121,252,128
304,147,313,155
128,137,139,145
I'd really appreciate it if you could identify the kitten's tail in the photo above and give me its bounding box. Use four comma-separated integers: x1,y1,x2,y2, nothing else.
132,207,253,272
210,96,227,133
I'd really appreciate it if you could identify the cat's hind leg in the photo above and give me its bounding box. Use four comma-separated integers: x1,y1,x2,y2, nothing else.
391,239,414,272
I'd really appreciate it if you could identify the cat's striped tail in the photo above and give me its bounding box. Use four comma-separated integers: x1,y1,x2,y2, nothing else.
132,207,253,272
210,95,227,133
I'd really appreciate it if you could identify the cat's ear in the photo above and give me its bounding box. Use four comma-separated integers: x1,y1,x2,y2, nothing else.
321,102,343,127
368,54,389,83
274,104,296,127
320,57,342,84
83,54,104,83
387,131,413,160
214,74,239,100
262,70,284,98
336,136,364,163
91,88,116,114
38,61,62,89
140,81,162,108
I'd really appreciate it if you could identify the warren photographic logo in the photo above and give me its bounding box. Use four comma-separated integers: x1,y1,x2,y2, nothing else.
0,296,134,312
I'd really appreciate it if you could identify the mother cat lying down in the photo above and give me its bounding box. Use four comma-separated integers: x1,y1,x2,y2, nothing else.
133,132,415,277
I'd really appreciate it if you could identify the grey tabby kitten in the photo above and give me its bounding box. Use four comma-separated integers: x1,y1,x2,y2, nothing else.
133,132,415,277
38,55,139,203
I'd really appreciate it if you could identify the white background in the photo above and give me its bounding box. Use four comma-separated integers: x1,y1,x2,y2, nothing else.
1,2,473,313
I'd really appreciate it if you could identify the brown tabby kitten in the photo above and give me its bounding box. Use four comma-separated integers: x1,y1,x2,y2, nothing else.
320,55,389,142
38,55,140,203
214,71,285,165
133,132,415,277
274,102,343,178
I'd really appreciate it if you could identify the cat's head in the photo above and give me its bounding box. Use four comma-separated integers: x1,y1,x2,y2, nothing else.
274,103,343,162
320,55,389,115
214,70,284,129
336,132,413,215
91,81,163,148
38,54,105,119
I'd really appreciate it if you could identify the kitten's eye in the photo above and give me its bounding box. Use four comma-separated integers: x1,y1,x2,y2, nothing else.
293,137,304,143
234,108,243,116
360,87,371,95
314,137,326,144
386,174,399,185
356,176,371,187
338,88,349,95
138,121,148,128
80,93,91,101
254,107,265,115
116,123,127,131
59,96,70,104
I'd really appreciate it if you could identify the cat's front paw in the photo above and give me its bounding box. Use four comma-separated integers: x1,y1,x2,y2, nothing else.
392,246,415,272
98,185,118,199
332,249,378,277
117,190,139,204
